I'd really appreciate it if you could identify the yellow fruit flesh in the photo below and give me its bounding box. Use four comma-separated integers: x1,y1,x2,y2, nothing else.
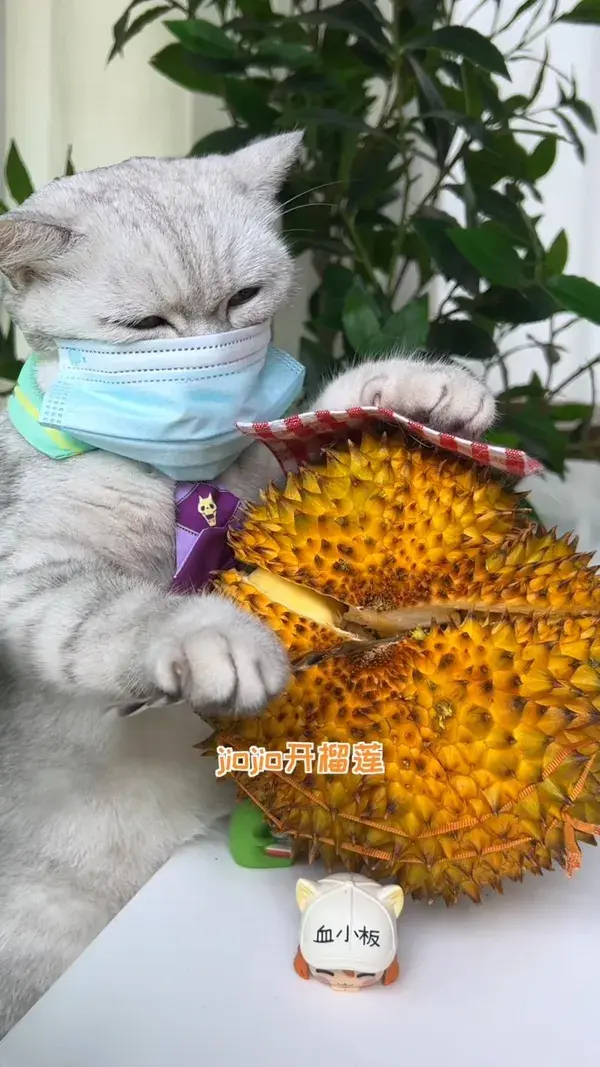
214,570,345,661
210,436,600,902
246,568,343,630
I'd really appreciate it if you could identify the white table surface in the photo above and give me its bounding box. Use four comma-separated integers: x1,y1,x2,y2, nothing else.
1,830,599,1067
2,467,600,1066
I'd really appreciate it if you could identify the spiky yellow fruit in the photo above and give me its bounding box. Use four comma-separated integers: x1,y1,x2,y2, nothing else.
210,436,600,903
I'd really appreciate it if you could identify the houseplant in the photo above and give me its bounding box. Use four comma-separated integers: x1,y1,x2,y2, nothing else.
109,0,600,473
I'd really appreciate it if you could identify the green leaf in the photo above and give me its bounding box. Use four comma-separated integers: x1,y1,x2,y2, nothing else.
165,18,238,58
498,0,539,33
299,335,335,398
150,43,233,93
276,107,379,139
342,279,382,354
108,3,171,62
279,70,333,94
350,38,390,76
448,226,527,287
500,402,568,472
545,274,600,325
313,265,355,331
465,136,531,187
412,213,480,294
471,285,560,324
557,112,585,161
561,96,597,133
189,126,254,157
472,187,532,245
559,0,600,24
540,342,563,369
499,375,545,401
427,319,497,360
0,322,20,383
286,1,389,51
64,145,76,176
485,430,521,448
359,226,396,271
409,57,454,166
462,61,484,119
528,44,548,107
527,136,557,181
236,0,273,17
406,27,509,78
296,235,351,256
109,0,155,60
348,143,406,208
254,39,315,69
379,298,430,352
5,141,34,204
224,79,278,131
548,402,593,421
415,108,486,143
545,230,568,276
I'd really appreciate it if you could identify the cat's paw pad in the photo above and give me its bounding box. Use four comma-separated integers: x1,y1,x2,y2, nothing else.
151,599,290,717
362,361,495,438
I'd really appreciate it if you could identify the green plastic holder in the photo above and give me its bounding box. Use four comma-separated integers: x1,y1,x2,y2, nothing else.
229,799,294,868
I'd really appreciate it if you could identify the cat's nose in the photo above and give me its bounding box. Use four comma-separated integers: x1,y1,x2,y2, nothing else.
175,316,228,338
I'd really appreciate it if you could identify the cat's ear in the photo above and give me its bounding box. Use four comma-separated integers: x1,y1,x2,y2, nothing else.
227,131,304,197
0,216,75,287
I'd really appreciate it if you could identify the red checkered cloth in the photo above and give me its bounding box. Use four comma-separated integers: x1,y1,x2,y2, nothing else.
237,406,542,478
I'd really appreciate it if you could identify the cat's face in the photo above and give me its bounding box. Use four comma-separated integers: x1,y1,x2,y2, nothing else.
0,132,303,350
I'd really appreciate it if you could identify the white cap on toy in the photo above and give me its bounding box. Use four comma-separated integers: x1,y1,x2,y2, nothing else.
296,873,404,974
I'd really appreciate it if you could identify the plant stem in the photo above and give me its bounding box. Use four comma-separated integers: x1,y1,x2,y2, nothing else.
435,282,461,318
388,137,471,307
340,210,385,297
462,0,490,27
549,355,600,400
387,170,419,300
555,316,578,336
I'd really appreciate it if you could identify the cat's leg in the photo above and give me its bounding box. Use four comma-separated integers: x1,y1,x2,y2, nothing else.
220,353,495,498
0,875,113,1038
1,557,290,717
316,354,495,438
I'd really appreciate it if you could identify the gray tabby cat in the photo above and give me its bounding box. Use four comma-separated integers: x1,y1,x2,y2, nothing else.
0,131,495,1034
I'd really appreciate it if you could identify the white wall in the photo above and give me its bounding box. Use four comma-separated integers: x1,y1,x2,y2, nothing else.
455,2,600,402
1,0,599,394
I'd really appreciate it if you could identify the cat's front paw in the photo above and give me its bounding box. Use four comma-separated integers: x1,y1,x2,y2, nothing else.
318,357,495,439
149,596,290,718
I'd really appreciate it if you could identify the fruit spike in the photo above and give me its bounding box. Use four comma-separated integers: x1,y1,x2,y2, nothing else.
210,435,600,903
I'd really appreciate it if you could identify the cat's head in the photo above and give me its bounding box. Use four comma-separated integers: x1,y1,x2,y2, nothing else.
0,131,303,351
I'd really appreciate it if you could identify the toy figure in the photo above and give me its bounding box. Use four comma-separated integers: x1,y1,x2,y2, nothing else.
293,872,404,991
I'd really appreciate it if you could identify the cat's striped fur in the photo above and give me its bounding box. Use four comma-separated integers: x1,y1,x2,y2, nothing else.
0,134,494,1033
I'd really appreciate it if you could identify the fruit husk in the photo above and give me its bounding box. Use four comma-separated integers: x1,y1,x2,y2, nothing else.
206,434,600,903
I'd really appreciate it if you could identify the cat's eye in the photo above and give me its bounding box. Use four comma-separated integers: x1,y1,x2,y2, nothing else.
126,315,171,330
228,286,261,309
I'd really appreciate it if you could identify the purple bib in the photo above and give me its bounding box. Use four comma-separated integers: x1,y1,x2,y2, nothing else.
172,482,244,593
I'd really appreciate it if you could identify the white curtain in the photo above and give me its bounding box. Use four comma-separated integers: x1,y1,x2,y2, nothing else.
1,0,312,359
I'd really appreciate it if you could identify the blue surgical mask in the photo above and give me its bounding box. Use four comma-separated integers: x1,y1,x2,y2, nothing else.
32,321,305,480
